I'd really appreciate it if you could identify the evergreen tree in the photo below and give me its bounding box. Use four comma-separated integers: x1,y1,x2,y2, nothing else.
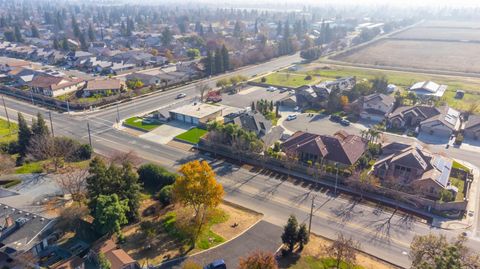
17,113,32,157
14,25,23,42
282,215,299,253
118,162,142,222
214,48,223,74
3,31,15,42
161,27,173,47
79,31,88,51
71,15,80,38
88,24,95,41
205,50,215,76
233,21,242,38
276,21,282,36
221,45,229,71
208,23,214,33
31,112,49,138
93,194,129,235
31,24,39,38
297,223,309,251
62,37,69,51
254,18,259,34
53,38,60,50
120,21,126,36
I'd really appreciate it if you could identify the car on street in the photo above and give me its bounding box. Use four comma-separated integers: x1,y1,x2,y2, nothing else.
176,93,187,99
287,114,297,121
204,259,227,269
280,87,289,93
267,86,277,92
330,114,342,122
340,119,350,126
289,89,296,95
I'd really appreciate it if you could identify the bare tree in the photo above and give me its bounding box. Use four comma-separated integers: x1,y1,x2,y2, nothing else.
109,150,141,166
0,154,15,175
56,167,89,203
27,135,76,171
326,233,361,269
196,82,211,102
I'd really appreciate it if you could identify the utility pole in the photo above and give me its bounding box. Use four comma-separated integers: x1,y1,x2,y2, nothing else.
2,96,10,128
334,163,339,195
48,111,54,137
308,195,316,236
66,100,70,114
87,121,92,148
30,90,35,105
116,103,120,125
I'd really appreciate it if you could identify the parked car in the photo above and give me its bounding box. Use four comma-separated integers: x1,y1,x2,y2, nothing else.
204,259,227,269
280,87,288,93
330,115,342,122
294,106,300,112
207,96,222,103
289,90,296,95
340,119,350,126
176,93,187,99
267,86,277,92
287,114,297,121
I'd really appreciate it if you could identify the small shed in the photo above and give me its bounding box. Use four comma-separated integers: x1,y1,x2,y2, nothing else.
455,90,465,99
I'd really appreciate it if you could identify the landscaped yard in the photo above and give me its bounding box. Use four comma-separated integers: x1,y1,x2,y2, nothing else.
278,234,397,269
255,72,320,88
123,116,162,132
450,177,466,202
0,118,18,143
121,201,262,266
15,161,45,174
174,128,207,144
452,161,469,172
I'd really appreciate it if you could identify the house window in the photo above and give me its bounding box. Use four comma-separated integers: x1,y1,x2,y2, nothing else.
259,122,266,130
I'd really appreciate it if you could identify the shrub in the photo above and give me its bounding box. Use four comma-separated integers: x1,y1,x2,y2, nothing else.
440,189,454,202
74,144,93,161
138,163,176,192
157,185,173,205
261,77,267,83
305,75,312,80
455,134,464,145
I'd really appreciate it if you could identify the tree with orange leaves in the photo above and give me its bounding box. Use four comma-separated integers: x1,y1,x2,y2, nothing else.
173,160,224,245
239,251,278,269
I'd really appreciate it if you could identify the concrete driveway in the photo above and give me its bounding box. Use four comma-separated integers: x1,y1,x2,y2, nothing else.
140,121,193,144
157,220,283,269
282,113,367,136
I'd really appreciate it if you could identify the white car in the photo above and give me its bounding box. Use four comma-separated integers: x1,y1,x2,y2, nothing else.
286,114,297,121
294,106,300,112
176,93,187,99
267,86,277,92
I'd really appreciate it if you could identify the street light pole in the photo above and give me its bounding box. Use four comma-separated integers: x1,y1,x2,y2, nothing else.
48,111,55,138
87,121,92,148
308,195,316,236
116,103,120,125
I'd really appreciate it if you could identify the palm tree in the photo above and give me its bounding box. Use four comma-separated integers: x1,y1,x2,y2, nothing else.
369,128,381,143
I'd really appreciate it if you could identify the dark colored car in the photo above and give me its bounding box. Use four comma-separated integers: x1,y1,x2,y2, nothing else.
329,115,342,122
204,259,227,269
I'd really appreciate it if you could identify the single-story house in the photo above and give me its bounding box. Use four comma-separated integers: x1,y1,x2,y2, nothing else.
125,72,161,86
372,142,455,199
409,81,447,98
169,103,224,126
29,74,86,97
84,78,125,97
419,107,461,137
353,93,395,121
93,239,139,269
387,105,461,137
281,130,368,166
463,115,480,140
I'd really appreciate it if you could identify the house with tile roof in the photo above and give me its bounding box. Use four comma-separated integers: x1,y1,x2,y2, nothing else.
92,239,139,269
84,78,126,97
281,130,368,166
372,142,456,199
29,74,86,97
352,93,395,121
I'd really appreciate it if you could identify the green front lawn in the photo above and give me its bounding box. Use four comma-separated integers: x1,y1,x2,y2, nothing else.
450,177,465,202
289,256,364,269
256,72,320,87
175,128,207,144
123,117,162,132
452,161,469,172
15,161,44,174
0,118,18,143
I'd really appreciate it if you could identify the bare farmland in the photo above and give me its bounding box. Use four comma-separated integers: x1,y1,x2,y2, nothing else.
334,39,480,74
393,27,480,41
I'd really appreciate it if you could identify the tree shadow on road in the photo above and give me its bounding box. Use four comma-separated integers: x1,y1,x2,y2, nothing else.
331,198,363,223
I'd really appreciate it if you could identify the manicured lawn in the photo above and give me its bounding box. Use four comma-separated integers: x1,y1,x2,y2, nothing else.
0,118,18,143
450,177,465,201
123,117,162,132
175,128,207,144
452,161,469,172
256,72,320,87
15,161,44,174
289,256,364,269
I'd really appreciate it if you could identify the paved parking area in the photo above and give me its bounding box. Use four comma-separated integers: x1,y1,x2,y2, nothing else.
140,121,193,144
282,113,367,136
221,86,291,109
157,220,283,269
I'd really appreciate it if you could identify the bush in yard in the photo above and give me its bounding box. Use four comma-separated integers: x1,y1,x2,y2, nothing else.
157,185,173,205
75,144,93,161
305,75,312,80
182,261,202,269
261,77,267,83
138,163,176,192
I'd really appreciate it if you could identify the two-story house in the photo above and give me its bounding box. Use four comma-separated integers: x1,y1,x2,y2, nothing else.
352,93,395,121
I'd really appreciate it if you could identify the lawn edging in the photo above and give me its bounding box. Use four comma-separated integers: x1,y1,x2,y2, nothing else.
154,200,264,268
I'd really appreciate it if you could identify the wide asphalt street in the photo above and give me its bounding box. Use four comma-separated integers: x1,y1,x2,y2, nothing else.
1,52,480,268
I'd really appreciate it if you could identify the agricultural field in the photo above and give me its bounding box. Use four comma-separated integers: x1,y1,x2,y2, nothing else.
393,27,480,41
419,20,480,28
334,39,480,74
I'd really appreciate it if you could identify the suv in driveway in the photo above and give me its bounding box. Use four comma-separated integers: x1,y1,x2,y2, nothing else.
204,259,227,269
329,114,342,122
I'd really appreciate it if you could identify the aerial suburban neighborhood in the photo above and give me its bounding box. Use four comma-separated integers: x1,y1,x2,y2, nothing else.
0,0,479,269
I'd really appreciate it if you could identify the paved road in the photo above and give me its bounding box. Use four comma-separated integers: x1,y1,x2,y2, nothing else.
158,221,282,269
1,52,480,268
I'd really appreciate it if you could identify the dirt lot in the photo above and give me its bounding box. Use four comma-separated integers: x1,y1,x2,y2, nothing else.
335,39,480,74
419,20,480,28
393,27,480,41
